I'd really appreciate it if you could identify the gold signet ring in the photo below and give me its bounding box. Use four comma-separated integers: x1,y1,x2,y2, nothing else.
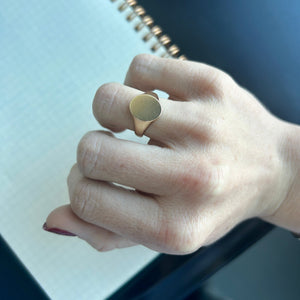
129,92,161,137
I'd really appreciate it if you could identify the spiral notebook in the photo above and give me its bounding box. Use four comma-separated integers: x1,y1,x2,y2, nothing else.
0,0,183,299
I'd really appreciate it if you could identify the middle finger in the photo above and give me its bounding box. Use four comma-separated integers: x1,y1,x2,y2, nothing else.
92,82,191,144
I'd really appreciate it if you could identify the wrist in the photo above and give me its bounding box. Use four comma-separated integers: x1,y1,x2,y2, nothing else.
262,121,300,233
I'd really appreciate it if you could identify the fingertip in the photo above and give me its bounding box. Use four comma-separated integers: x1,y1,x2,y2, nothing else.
44,204,137,251
44,205,75,231
43,205,77,236
125,53,156,88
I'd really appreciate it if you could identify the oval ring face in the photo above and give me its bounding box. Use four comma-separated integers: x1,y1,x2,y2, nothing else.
129,94,161,121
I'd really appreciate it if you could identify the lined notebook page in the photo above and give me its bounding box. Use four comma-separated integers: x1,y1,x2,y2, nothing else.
0,1,169,298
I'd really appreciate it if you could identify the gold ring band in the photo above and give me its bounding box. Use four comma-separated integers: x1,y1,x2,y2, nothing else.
129,92,161,137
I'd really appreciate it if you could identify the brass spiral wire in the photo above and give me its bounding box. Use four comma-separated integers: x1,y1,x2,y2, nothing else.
110,0,186,60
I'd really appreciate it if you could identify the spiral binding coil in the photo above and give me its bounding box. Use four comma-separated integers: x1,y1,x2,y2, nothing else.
110,0,186,60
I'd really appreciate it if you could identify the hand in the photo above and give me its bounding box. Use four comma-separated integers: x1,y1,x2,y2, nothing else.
45,54,299,254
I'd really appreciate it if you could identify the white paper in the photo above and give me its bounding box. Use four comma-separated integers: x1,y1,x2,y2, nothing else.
0,0,169,298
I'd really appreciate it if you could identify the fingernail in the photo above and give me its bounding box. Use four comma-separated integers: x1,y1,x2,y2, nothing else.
43,222,76,236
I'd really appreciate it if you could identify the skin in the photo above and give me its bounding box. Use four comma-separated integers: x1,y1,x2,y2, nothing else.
45,54,300,254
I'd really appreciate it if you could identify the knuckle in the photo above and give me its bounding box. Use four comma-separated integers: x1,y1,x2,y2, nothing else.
178,104,219,143
77,131,102,177
130,54,150,71
195,118,220,143
181,172,205,195
173,166,203,193
214,70,234,89
89,238,113,252
127,54,153,86
70,179,93,220
67,163,77,186
157,219,199,254
174,162,218,196
95,245,111,252
92,82,121,126
198,67,235,99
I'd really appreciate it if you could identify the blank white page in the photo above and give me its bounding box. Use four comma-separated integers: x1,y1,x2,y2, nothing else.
0,1,169,298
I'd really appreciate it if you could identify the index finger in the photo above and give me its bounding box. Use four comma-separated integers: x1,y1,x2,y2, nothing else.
124,54,223,100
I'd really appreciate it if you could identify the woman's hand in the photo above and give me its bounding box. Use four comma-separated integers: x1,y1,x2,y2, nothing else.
44,54,299,254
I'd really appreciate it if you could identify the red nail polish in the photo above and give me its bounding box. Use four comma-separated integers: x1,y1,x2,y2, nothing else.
43,222,76,236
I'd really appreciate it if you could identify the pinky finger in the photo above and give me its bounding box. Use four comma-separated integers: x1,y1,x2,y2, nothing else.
44,204,136,251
